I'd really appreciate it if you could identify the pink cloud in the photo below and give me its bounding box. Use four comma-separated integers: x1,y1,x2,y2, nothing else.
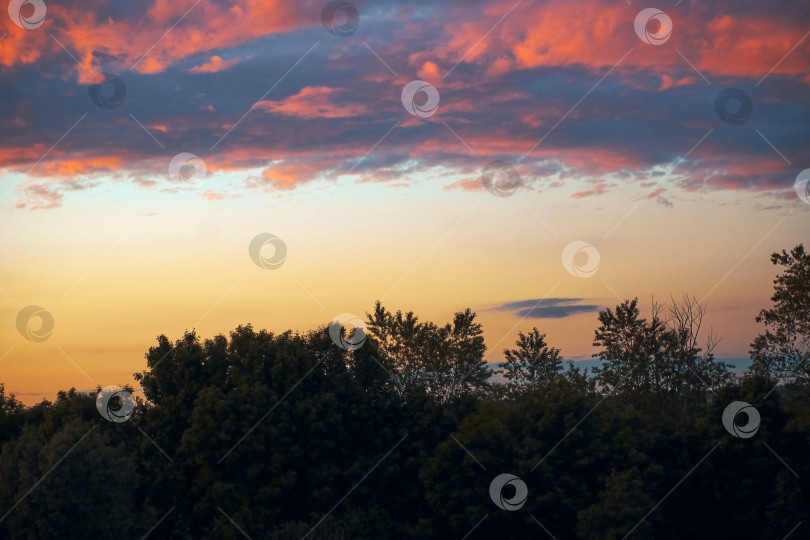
254,87,369,119
572,182,608,198
433,0,810,80
0,0,322,82
189,55,241,74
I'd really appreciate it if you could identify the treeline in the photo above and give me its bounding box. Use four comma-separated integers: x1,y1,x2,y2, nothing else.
0,246,808,539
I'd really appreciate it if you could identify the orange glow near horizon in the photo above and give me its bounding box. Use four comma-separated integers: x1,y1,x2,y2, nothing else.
1,180,804,405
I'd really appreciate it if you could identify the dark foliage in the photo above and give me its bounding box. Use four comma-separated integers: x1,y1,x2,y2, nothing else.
1,246,807,538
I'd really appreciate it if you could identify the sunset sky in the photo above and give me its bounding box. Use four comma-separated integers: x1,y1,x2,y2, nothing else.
1,0,808,404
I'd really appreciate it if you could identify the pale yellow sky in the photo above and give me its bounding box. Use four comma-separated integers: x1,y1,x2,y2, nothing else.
1,174,806,404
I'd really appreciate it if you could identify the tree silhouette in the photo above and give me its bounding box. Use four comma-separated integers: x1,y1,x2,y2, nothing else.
750,244,810,384
1,270,808,538
592,297,730,406
500,328,563,390
364,301,490,401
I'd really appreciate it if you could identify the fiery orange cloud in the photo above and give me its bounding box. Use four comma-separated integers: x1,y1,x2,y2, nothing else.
39,156,127,177
659,75,696,90
434,0,810,80
695,13,810,78
7,153,129,178
254,86,369,119
189,55,240,74
0,22,49,66
1,0,321,82
253,159,336,190
2,0,807,85
0,145,53,168
487,56,514,76
417,61,443,86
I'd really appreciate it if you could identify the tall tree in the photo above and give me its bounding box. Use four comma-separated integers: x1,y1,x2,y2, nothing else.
592,297,729,402
364,302,490,401
0,384,25,445
666,294,731,397
500,328,564,392
592,298,670,396
750,244,810,383
0,393,152,539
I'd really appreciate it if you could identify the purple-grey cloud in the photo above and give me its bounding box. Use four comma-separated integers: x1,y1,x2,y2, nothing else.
489,298,604,319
